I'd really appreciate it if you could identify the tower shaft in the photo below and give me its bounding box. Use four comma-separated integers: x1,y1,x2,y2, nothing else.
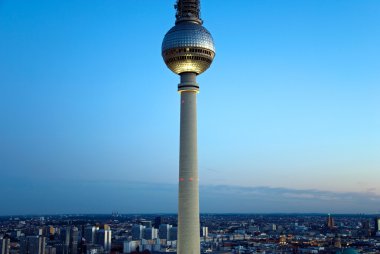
162,0,214,252
178,73,200,254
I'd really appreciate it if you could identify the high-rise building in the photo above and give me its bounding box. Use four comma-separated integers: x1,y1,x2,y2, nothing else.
36,229,43,236
96,225,111,252
84,226,96,244
375,217,380,231
143,228,157,240
361,219,371,237
375,217,380,236
154,217,162,228
21,236,46,254
123,241,139,254
159,224,172,240
169,227,178,241
0,237,10,254
131,225,145,241
140,221,152,228
201,227,208,238
70,227,79,254
59,227,70,254
162,1,215,253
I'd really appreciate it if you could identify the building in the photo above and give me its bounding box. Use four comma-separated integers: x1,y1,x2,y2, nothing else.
161,1,215,253
140,221,152,228
49,226,56,236
131,225,145,241
375,217,380,236
59,227,70,254
0,237,10,254
123,241,139,254
70,227,79,254
154,217,162,228
201,227,208,238
361,219,372,237
20,236,46,254
84,226,96,244
169,227,178,241
143,228,157,240
36,229,43,236
376,217,380,231
327,214,335,229
159,224,172,240
96,225,111,252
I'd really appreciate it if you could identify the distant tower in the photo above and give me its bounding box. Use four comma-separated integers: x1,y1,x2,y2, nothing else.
0,237,10,254
375,217,380,236
327,214,335,229
162,1,215,253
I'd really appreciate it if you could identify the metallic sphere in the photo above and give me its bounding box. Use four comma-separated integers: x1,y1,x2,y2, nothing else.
162,23,215,75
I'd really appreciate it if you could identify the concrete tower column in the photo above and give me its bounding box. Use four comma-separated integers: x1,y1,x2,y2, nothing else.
178,72,200,254
162,1,215,252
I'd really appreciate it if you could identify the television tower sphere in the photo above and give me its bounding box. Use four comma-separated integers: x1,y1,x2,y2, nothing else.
162,14,215,75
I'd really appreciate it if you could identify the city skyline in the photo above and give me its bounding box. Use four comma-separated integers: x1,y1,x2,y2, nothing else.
1,214,380,254
0,0,379,215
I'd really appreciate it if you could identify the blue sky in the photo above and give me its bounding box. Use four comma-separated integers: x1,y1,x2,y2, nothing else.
0,0,379,215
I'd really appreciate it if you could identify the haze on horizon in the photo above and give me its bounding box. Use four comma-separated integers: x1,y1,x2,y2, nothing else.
0,0,379,216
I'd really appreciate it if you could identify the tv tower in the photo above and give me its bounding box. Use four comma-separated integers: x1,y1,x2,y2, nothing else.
162,1,215,253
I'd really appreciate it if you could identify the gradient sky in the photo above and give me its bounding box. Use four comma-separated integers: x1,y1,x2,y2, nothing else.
0,0,379,215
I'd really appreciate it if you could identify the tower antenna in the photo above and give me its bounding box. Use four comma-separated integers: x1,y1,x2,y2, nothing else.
175,0,203,25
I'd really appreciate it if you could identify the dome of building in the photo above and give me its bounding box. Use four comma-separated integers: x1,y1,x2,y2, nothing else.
162,22,215,75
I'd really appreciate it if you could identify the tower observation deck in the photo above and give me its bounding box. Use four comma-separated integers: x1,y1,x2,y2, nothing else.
162,1,215,253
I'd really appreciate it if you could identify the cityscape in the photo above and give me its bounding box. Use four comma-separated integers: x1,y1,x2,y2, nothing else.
0,214,380,254
1,0,379,254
